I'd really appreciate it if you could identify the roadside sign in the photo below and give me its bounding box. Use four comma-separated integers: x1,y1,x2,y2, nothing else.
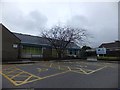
96,48,106,55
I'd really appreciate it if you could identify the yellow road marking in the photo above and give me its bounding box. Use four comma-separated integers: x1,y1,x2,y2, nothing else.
11,71,24,79
76,62,107,69
71,70,86,74
2,73,41,86
78,68,88,74
2,73,19,86
58,65,60,70
1,65,70,86
37,68,48,72
5,69,18,75
42,70,70,79
40,62,71,71
1,67,42,86
71,67,93,74
50,63,53,67
1,62,108,86
72,66,107,75
16,68,41,79
86,66,107,74
18,77,41,85
20,75,33,84
67,66,71,71
7,74,29,77
15,81,23,83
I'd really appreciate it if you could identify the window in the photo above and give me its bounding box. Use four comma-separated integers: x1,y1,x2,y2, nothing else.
13,44,18,48
98,49,100,51
22,46,42,54
70,51,72,55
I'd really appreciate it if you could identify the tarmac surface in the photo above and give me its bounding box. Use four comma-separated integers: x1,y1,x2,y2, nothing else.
1,60,118,88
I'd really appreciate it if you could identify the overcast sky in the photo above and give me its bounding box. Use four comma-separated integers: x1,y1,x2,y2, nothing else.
1,0,119,48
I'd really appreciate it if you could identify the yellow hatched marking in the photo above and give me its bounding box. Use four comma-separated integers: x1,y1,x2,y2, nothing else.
1,67,42,86
7,74,29,77
18,77,41,86
50,63,53,67
77,62,96,66
71,68,91,74
72,66,107,75
42,70,70,79
67,66,71,71
15,68,41,79
71,70,85,74
15,75,29,77
2,73,19,86
11,71,24,79
2,65,71,86
86,66,107,74
20,75,33,84
1,62,108,86
78,68,88,74
60,66,70,71
5,69,18,75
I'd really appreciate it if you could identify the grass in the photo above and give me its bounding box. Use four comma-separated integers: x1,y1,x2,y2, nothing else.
97,56,119,60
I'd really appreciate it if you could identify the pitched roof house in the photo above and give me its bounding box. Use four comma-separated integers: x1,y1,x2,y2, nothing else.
99,41,120,51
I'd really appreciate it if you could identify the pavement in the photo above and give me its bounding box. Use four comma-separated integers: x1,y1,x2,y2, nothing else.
0,60,119,88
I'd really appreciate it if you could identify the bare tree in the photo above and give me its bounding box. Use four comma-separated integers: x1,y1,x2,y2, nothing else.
42,25,88,58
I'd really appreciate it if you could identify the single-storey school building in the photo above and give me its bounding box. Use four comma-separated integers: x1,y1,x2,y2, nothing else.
14,33,80,59
1,24,80,62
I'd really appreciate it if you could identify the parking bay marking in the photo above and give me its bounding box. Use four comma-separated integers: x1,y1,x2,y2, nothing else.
1,66,70,86
1,66,42,86
37,63,101,74
72,66,107,74
36,63,105,75
38,63,71,71
1,63,108,86
42,63,103,75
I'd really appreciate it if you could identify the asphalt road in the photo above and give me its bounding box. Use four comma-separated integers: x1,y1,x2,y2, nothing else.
1,61,118,88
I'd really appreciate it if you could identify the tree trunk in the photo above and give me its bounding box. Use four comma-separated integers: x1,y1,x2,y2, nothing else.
58,52,62,59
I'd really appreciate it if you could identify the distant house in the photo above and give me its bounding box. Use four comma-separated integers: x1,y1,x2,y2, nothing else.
99,41,120,51
85,41,120,59
0,24,21,62
1,24,81,62
99,41,120,57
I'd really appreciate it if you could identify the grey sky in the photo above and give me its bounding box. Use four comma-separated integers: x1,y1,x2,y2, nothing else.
1,0,119,47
